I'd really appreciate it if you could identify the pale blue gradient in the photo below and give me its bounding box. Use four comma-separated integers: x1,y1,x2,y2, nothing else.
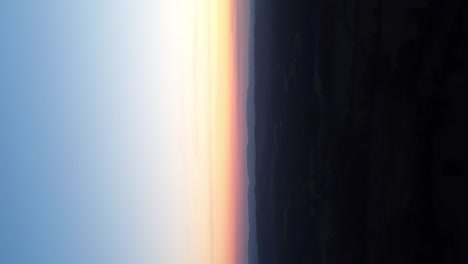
0,1,174,263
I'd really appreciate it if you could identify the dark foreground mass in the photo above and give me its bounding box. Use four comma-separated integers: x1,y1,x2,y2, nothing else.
252,0,468,263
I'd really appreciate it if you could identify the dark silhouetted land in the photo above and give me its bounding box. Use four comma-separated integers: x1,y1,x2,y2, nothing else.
252,0,468,263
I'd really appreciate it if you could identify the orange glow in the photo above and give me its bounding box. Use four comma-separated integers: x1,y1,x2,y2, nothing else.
173,0,246,263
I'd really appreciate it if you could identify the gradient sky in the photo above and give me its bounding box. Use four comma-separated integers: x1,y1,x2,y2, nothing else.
1,1,250,264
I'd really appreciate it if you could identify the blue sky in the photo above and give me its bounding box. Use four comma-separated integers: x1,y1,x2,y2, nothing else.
1,1,254,263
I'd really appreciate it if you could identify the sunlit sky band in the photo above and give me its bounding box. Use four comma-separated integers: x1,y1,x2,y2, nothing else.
172,0,248,263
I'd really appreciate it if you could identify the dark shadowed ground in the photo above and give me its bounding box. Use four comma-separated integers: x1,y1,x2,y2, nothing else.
251,0,468,263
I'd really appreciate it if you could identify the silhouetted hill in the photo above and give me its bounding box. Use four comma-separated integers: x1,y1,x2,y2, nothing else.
253,0,320,263
253,0,468,263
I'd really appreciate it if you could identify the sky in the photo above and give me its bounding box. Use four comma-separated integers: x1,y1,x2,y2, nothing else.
1,0,251,264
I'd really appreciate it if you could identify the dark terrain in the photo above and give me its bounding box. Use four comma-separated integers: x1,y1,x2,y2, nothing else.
251,0,468,263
